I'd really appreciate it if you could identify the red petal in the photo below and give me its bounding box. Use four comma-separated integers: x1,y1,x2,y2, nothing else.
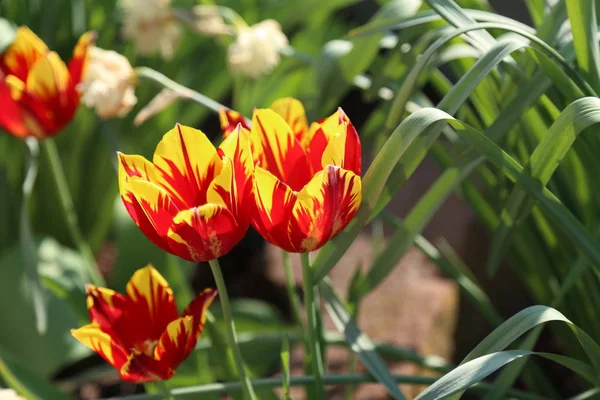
219,109,250,137
71,324,129,371
153,316,198,371
288,165,362,252
124,265,179,346
119,352,174,382
166,204,244,261
251,167,297,252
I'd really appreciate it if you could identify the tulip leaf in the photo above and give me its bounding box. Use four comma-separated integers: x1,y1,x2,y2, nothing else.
319,278,406,400
0,347,73,400
0,238,89,378
0,18,17,54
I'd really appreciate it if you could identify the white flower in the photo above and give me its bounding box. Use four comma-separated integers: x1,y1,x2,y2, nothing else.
227,19,288,79
0,389,24,400
120,0,181,59
192,6,231,37
78,46,137,119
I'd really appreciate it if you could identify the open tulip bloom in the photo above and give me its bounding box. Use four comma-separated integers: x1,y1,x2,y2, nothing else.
220,98,362,253
118,123,254,262
0,27,94,139
71,265,217,382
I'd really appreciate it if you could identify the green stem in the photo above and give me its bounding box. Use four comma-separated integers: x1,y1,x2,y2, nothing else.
105,373,549,400
156,381,174,400
20,138,46,333
134,67,252,124
208,259,256,400
40,139,104,286
282,251,303,326
300,252,325,399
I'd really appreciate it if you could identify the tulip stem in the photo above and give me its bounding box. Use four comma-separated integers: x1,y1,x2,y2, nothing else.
282,251,303,326
41,139,105,286
208,259,256,400
300,252,325,399
157,381,175,400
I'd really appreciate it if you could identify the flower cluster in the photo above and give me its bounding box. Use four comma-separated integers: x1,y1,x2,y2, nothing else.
72,265,217,382
119,97,362,260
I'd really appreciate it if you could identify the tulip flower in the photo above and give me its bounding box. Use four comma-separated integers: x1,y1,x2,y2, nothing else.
118,123,253,261
72,265,216,382
221,98,362,253
0,27,94,139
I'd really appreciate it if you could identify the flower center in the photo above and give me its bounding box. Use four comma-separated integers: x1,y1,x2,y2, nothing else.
139,339,159,357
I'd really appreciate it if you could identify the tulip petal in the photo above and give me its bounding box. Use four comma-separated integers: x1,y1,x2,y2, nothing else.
181,288,218,327
167,204,242,261
67,31,95,88
219,109,250,137
270,97,309,140
153,124,222,208
125,265,179,345
153,316,198,370
252,109,313,191
26,52,69,106
0,27,48,81
308,108,361,175
129,179,179,240
0,79,29,138
119,352,174,382
252,167,297,252
206,156,234,210
216,126,254,216
117,153,173,252
71,323,129,371
86,285,126,329
288,165,361,252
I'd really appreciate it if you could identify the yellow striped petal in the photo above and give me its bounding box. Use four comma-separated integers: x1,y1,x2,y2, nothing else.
270,97,308,139
25,52,69,104
71,323,128,370
152,124,222,208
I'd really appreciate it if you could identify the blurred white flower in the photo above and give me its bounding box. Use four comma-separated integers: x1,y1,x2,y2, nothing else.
78,46,138,119
227,19,288,79
0,389,24,400
120,0,181,59
192,5,231,37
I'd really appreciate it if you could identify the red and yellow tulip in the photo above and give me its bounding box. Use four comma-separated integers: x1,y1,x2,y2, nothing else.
118,123,254,262
0,27,94,139
220,98,362,253
71,265,217,382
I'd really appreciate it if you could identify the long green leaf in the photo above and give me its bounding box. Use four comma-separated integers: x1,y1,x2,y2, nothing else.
488,97,600,274
415,350,597,400
566,0,600,92
319,279,406,400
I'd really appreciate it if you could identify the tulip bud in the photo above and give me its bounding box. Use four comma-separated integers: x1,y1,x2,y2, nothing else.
78,46,137,119
227,19,288,79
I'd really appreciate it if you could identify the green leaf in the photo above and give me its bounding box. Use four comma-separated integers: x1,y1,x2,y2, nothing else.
565,0,600,92
319,279,406,400
0,238,89,378
315,0,422,109
0,347,73,400
0,18,17,53
415,350,598,400
488,97,600,275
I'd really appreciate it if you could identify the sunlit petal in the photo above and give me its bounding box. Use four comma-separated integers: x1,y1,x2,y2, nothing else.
252,109,312,190
167,204,242,261
269,97,308,140
288,165,361,252
252,167,297,252
219,108,250,137
125,265,179,345
0,26,48,81
71,323,129,371
119,352,174,382
153,316,197,370
153,123,222,207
